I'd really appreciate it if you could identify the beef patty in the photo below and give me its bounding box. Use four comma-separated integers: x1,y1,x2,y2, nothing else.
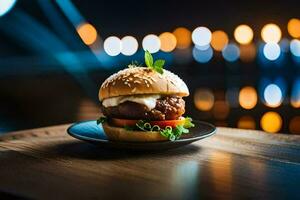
101,96,185,120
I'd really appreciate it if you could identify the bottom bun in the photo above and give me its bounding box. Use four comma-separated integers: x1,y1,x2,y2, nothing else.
102,122,168,142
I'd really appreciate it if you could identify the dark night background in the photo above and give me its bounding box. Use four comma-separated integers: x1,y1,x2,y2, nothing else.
0,0,300,134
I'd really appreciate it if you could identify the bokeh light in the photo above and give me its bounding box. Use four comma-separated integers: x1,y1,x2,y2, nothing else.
192,27,212,47
173,27,191,49
173,48,193,65
263,84,283,107
0,0,17,17
121,36,138,56
213,100,230,120
77,23,98,45
289,116,300,134
240,43,256,62
239,86,258,109
142,34,161,53
288,18,300,38
263,42,281,61
194,89,214,111
193,46,213,63
261,24,282,43
260,112,282,133
222,43,240,62
103,36,121,56
290,39,300,57
159,32,177,52
291,78,300,108
225,87,239,108
280,38,290,53
234,25,254,45
210,30,229,51
195,44,210,50
237,116,256,129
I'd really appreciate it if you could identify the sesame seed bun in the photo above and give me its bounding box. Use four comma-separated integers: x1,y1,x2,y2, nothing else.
102,122,168,142
99,67,189,101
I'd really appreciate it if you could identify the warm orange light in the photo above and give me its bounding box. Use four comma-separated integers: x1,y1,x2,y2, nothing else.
239,43,256,62
194,89,214,111
288,18,300,38
173,27,191,49
291,99,300,108
239,86,258,109
261,24,282,43
213,100,230,120
234,25,253,45
237,116,256,129
77,23,98,45
289,116,300,134
210,30,229,51
260,112,282,133
159,32,177,52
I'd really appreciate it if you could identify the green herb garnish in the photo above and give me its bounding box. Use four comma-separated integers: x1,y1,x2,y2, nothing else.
96,116,107,125
132,117,195,141
96,115,195,141
144,50,165,74
183,117,195,128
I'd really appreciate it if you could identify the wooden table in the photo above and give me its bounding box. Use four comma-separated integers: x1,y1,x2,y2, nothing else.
0,124,299,199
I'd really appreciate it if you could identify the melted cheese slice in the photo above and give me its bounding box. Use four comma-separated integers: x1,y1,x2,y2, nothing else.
102,94,161,110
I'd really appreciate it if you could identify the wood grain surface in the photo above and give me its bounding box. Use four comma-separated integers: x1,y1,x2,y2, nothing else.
0,124,300,199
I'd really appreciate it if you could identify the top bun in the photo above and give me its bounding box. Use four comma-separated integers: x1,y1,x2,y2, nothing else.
99,67,189,101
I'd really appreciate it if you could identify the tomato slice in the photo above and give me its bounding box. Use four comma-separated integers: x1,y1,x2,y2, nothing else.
110,118,185,128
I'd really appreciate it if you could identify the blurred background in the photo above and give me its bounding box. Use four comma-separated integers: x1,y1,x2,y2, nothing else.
0,0,300,134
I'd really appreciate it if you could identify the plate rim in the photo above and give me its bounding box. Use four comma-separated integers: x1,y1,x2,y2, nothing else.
67,120,216,145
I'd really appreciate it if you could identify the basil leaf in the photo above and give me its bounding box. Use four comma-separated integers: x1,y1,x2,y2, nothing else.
143,50,165,74
154,65,164,74
154,59,165,68
145,50,153,68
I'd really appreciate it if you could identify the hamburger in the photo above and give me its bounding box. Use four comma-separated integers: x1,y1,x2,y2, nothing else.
97,51,194,142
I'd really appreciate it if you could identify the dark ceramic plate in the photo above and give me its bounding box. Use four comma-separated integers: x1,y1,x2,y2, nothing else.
67,120,216,150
